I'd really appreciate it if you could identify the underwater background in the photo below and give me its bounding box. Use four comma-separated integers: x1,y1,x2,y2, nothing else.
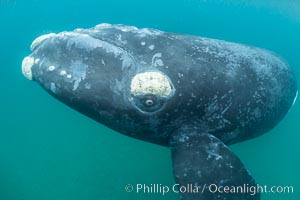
0,0,299,199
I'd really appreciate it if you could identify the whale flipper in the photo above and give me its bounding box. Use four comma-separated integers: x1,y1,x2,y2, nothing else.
170,133,260,200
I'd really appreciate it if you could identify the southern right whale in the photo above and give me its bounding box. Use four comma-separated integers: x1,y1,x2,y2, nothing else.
22,24,298,200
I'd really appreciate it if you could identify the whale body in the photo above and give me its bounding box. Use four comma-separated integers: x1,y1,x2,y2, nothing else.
22,24,297,200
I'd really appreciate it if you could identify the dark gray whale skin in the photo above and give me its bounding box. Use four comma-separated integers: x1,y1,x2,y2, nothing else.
22,24,297,200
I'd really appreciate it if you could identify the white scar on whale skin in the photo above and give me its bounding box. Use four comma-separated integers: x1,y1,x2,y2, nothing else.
69,61,88,91
130,72,172,97
151,53,164,67
62,32,134,71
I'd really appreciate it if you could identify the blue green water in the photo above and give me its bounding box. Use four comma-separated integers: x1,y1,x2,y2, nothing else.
0,0,299,199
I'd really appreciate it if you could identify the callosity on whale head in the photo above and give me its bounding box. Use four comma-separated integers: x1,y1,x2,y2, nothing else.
22,23,297,200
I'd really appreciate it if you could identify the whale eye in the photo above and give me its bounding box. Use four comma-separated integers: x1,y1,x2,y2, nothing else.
144,99,154,107
132,94,165,113
142,95,157,108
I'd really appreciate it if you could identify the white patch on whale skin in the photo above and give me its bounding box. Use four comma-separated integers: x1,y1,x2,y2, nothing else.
64,32,124,57
141,41,146,46
34,58,40,64
48,65,56,71
101,59,106,66
151,53,164,67
60,70,67,76
121,57,133,70
178,135,189,142
61,32,134,71
69,61,88,91
94,24,162,37
155,59,164,67
31,33,56,51
115,25,139,32
178,73,184,78
84,83,91,89
95,23,138,32
116,34,127,44
95,23,113,28
50,82,56,93
22,56,34,80
149,45,155,50
138,28,162,37
130,72,172,97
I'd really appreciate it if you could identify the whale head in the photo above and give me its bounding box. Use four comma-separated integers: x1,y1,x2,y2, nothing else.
22,27,176,145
